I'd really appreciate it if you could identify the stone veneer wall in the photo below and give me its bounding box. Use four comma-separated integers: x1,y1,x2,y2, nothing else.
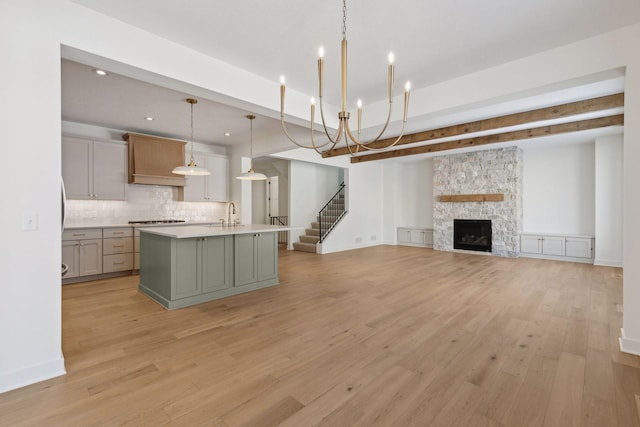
433,147,523,257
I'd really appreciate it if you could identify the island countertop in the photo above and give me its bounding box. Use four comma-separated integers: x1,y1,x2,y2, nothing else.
138,224,295,239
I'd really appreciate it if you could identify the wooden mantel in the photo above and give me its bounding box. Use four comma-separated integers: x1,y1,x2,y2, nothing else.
439,193,504,202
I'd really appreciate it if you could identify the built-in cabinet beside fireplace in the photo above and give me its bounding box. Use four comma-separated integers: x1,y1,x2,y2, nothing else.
397,227,434,248
520,233,594,263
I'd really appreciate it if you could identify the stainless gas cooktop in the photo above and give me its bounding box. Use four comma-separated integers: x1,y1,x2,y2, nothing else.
128,220,186,225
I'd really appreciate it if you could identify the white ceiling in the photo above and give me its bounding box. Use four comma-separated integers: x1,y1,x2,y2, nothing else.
62,0,640,155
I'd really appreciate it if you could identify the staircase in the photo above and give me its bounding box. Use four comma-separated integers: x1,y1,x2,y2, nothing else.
293,183,346,254
292,223,321,253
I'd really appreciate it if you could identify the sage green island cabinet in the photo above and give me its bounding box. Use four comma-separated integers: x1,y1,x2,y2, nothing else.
138,225,289,310
234,232,278,287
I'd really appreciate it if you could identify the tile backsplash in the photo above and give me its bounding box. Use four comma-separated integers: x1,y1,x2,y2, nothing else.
65,184,229,226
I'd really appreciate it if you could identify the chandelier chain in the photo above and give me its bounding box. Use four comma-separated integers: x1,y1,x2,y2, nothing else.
342,0,347,38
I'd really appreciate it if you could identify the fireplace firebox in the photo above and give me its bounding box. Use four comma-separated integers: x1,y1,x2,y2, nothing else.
453,219,492,252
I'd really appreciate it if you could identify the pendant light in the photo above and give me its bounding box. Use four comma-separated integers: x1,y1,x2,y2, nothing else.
236,114,267,180
172,98,211,176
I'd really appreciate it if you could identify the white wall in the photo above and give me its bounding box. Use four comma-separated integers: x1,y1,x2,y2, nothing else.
251,180,267,224
595,135,624,267
398,159,434,228
522,143,595,235
3,0,640,393
0,0,66,392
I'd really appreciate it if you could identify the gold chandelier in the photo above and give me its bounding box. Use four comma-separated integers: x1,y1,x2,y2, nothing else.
279,0,410,156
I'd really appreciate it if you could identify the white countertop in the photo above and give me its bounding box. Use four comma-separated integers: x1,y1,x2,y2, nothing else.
138,224,297,239
64,221,218,230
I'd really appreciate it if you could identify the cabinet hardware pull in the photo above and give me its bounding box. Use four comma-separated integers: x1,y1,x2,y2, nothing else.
113,245,125,248
114,232,124,235
73,233,85,236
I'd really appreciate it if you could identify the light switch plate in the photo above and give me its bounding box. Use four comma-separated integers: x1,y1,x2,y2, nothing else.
22,213,38,231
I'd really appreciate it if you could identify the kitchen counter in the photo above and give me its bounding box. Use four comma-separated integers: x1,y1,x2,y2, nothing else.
138,224,292,239
138,224,296,309
64,221,220,230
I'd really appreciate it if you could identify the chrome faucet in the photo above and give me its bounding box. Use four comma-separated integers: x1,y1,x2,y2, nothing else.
227,202,236,225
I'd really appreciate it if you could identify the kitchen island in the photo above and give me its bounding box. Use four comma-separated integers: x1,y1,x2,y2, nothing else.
138,224,292,309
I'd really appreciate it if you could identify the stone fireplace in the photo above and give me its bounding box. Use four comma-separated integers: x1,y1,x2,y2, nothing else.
433,147,523,257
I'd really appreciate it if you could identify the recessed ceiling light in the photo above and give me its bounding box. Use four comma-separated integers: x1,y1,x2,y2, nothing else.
94,69,108,76
144,116,154,121
224,132,231,136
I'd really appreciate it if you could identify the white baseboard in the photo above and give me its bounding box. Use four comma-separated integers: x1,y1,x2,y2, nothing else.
619,328,640,356
317,240,380,254
594,258,623,267
0,357,66,394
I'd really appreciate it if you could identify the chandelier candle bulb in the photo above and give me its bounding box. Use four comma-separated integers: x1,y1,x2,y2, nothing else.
404,82,411,121
279,76,285,116
357,99,362,137
310,97,315,128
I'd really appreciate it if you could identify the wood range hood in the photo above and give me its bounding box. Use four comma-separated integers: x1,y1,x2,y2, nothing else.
124,133,186,187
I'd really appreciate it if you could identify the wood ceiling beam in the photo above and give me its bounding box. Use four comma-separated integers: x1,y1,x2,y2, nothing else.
349,114,624,164
323,92,624,158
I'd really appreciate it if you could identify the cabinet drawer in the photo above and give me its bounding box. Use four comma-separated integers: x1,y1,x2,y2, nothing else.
63,228,102,241
103,237,133,254
104,227,133,238
103,253,133,273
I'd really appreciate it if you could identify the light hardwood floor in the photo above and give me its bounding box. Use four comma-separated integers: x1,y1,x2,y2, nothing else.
1,246,638,426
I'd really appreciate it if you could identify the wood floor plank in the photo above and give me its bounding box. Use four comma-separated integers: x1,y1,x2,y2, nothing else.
542,352,586,427
0,246,630,426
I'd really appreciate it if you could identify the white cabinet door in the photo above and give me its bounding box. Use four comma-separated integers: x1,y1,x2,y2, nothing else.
93,141,127,200
566,237,592,258
62,137,127,200
79,239,102,276
62,240,80,278
397,229,411,243
208,155,229,202
542,236,565,256
62,137,92,199
182,153,207,202
182,153,229,202
410,229,426,245
520,235,542,254
424,230,434,247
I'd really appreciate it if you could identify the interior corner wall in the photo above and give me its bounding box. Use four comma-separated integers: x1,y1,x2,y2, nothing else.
398,159,434,228
319,161,385,253
522,143,596,235
382,163,400,244
595,135,624,267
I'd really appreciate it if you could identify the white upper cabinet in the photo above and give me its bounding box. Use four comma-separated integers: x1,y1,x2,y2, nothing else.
62,136,127,200
182,153,229,202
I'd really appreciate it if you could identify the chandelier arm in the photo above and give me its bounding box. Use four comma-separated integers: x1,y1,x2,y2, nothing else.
309,121,340,154
354,119,408,152
341,100,392,149
318,97,342,144
280,119,332,150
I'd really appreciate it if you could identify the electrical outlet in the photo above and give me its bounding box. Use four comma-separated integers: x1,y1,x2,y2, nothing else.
355,237,362,244
22,213,38,231
370,235,376,241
